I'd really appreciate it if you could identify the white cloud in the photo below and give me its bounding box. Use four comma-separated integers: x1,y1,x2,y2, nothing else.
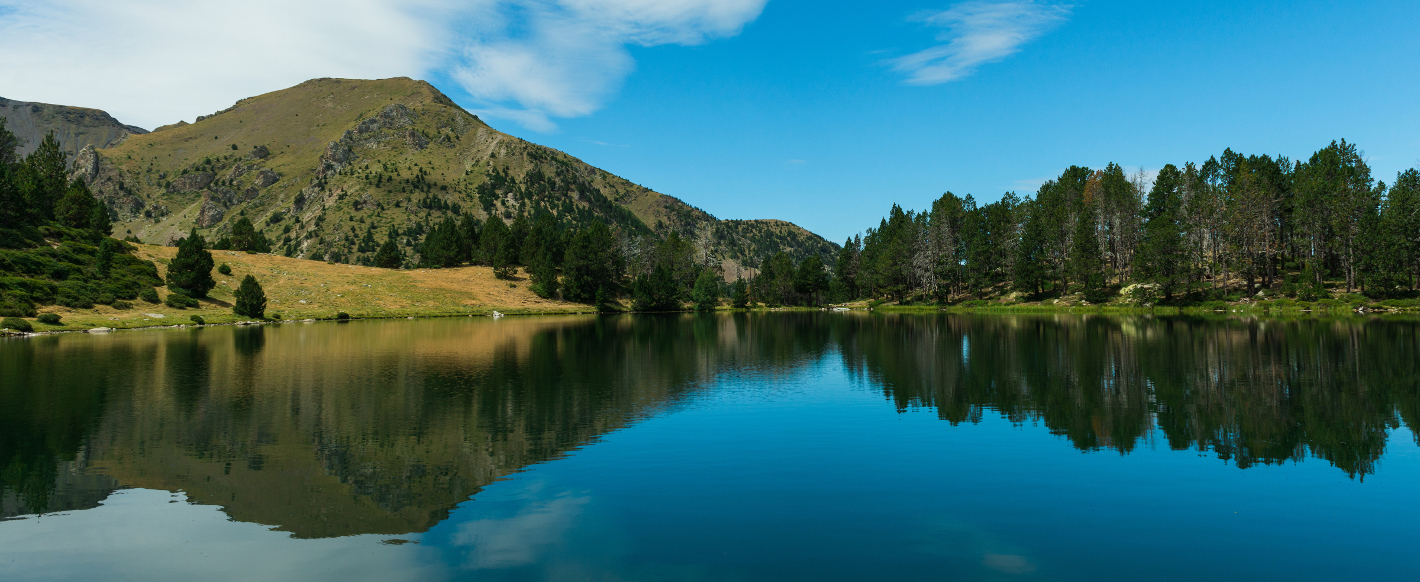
451,494,589,570
450,0,766,129
0,0,447,130
0,0,766,131
0,489,443,581
889,1,1071,85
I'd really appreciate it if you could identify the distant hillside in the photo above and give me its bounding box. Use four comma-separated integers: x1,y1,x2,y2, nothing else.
69,78,836,277
0,97,147,160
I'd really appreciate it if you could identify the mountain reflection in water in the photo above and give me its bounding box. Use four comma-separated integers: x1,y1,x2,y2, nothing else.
3,313,1418,539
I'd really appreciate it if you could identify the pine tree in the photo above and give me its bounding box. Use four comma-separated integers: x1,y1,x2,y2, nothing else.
89,200,112,236
167,229,216,298
230,217,271,253
418,217,462,268
731,278,750,308
233,275,267,319
692,269,720,311
1069,204,1107,301
96,238,116,279
373,232,403,269
55,179,97,229
0,116,19,167
528,248,559,299
21,132,67,222
480,215,509,266
561,221,619,304
793,255,829,306
458,213,482,263
1136,165,1189,299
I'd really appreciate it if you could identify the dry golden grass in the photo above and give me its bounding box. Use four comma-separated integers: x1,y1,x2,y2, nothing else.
35,245,593,331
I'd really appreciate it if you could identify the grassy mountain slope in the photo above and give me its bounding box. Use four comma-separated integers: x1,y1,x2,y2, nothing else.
73,77,836,276
0,97,147,160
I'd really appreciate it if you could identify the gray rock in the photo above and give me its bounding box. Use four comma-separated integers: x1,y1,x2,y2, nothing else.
247,144,269,160
254,169,281,188
197,197,226,227
405,129,428,150
169,171,215,192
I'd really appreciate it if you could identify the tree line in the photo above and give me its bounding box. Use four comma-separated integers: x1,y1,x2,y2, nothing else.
836,140,1420,304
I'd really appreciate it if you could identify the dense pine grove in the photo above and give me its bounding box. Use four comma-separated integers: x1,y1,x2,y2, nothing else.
1,121,164,320
834,140,1420,306
403,139,1419,311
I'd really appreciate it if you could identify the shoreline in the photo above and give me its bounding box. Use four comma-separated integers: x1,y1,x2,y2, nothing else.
9,300,1419,338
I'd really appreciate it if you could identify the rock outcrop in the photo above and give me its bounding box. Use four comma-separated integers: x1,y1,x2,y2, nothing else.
0,97,147,160
169,171,215,192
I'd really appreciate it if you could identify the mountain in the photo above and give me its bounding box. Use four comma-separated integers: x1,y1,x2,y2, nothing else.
66,77,835,276
0,97,148,160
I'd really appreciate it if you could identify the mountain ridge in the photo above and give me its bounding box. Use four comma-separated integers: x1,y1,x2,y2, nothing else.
0,96,148,160
56,77,836,277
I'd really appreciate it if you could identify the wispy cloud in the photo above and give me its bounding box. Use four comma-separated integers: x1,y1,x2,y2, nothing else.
0,0,767,131
889,1,1071,85
783,159,808,169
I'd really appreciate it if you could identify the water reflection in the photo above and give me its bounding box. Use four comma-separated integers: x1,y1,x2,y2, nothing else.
3,312,1419,540
838,314,1420,478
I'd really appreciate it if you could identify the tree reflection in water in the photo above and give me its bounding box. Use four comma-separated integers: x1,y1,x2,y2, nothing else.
2,313,1417,537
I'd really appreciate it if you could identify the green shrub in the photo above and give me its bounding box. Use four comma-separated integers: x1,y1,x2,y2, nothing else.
111,300,133,310
36,313,61,325
139,287,160,303
335,311,351,320
189,315,205,325
218,263,232,276
232,275,266,319
1,317,33,332
165,293,199,309
0,294,37,317
958,299,990,308
868,299,886,310
268,312,281,320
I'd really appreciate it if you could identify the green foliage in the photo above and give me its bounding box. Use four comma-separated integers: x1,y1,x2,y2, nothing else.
139,287,160,303
561,221,620,304
2,316,33,332
233,275,267,319
632,265,680,311
229,217,271,253
36,313,61,325
692,269,720,311
731,279,749,309
335,311,351,320
166,229,216,298
373,233,403,269
417,217,463,268
164,293,199,309
111,300,132,310
189,315,205,325
96,238,116,278
527,248,559,299
792,254,829,306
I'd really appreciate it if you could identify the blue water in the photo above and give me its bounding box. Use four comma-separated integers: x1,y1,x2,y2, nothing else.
2,313,1417,580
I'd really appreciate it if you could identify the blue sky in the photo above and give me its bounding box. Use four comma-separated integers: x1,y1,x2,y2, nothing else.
4,0,1419,242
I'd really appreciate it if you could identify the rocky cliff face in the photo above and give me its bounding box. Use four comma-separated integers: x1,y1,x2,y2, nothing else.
65,77,837,272
0,97,148,160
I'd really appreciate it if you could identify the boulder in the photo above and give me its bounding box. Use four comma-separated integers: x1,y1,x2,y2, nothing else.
254,169,281,188
196,198,226,227
169,171,215,192
246,144,269,160
405,129,428,150
226,162,251,181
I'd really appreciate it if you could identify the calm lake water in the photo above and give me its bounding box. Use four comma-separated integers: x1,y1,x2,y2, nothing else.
3,313,1419,581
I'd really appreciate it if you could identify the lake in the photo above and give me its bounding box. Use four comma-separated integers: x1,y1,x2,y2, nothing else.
2,313,1418,581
